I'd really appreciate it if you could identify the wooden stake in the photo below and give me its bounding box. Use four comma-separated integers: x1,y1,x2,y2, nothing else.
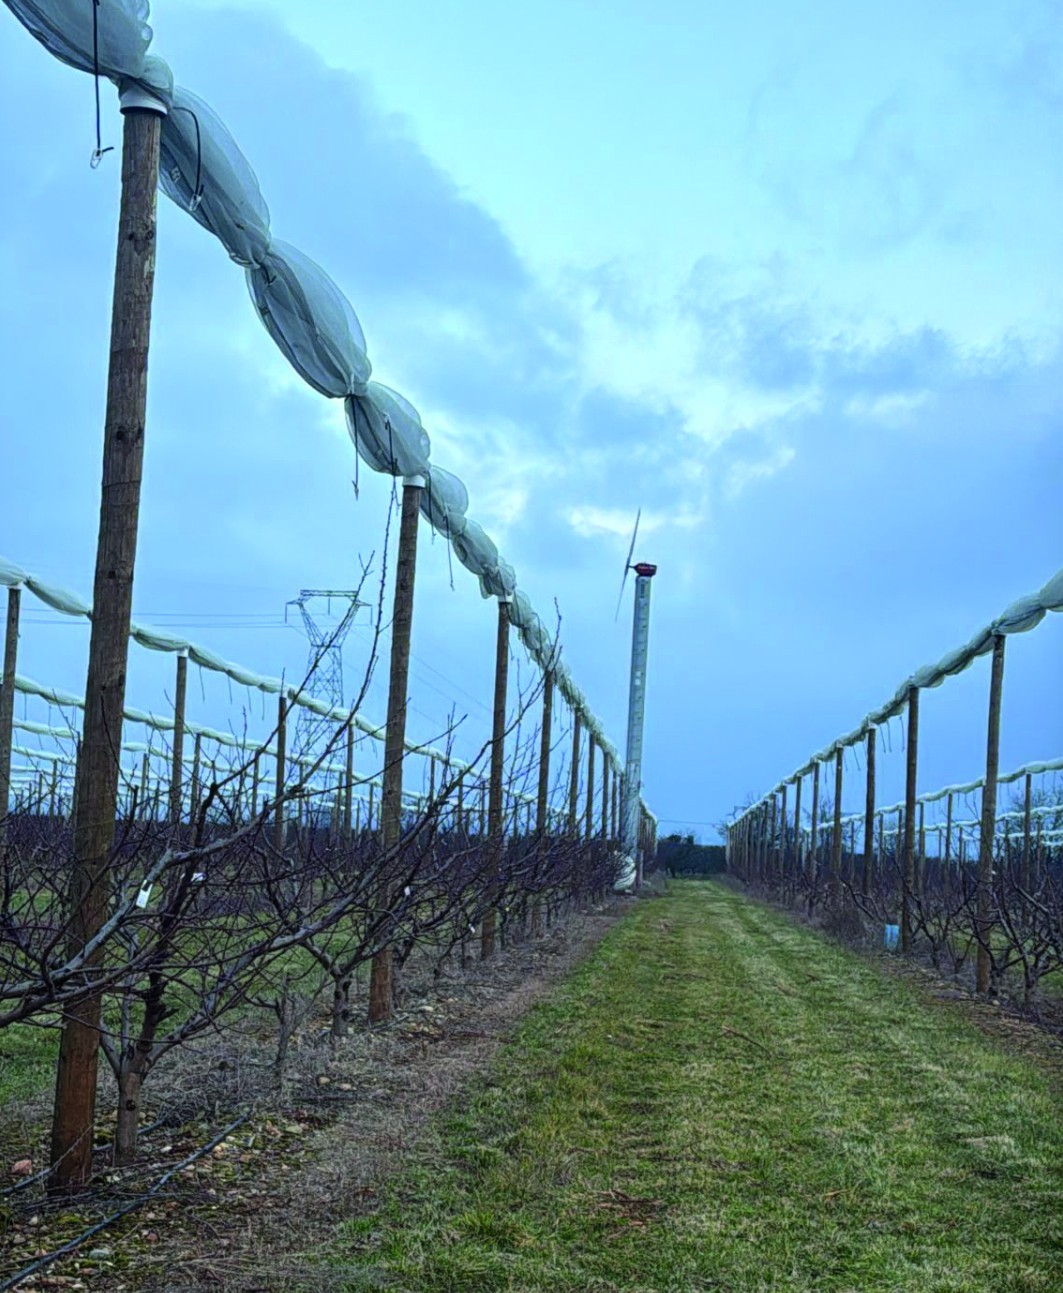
831,749,843,900
482,597,510,960
368,478,423,1022
273,696,287,856
976,635,1006,994
251,750,260,821
536,671,553,836
901,687,919,954
343,721,354,843
568,709,581,833
809,762,820,895
585,736,595,839
0,585,20,865
863,727,876,895
190,732,203,835
139,752,149,820
601,748,609,839
793,773,803,890
1021,772,1032,892
50,99,164,1194
945,791,953,871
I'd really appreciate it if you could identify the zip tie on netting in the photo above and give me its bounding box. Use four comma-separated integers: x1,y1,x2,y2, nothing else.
89,0,114,169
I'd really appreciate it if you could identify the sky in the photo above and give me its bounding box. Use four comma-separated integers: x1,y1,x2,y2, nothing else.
1,0,1061,838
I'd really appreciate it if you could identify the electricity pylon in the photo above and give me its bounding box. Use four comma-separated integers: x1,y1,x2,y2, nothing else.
286,590,365,756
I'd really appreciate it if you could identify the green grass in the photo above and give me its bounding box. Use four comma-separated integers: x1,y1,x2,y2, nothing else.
0,1021,58,1108
327,881,1063,1292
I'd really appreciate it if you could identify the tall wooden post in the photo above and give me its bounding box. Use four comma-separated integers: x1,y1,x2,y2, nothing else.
532,671,553,936
585,736,596,839
601,750,609,839
1021,772,1032,892
901,686,919,954
482,597,510,960
918,802,926,887
536,672,553,835
793,774,803,893
611,758,619,840
831,749,843,900
809,762,820,895
368,476,424,1022
250,751,261,820
343,721,354,843
780,782,788,884
945,792,953,872
50,94,165,1193
139,753,149,820
0,585,21,864
568,710,581,833
863,728,876,895
273,697,287,855
769,793,778,885
976,636,1006,994
190,733,203,834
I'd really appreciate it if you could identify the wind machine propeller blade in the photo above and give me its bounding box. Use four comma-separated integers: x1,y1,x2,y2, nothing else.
614,508,641,622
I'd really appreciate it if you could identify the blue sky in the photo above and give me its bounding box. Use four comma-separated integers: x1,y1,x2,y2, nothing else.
1,0,1061,836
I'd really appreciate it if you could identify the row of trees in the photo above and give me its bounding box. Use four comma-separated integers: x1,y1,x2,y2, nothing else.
728,784,1063,1005
1,664,654,1183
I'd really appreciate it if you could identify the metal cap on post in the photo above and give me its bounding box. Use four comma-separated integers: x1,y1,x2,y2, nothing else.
118,86,169,117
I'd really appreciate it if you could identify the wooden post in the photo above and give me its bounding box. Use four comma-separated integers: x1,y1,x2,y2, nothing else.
568,710,581,833
779,782,788,884
273,696,287,856
901,687,919,954
976,635,1006,994
190,732,203,834
50,95,165,1194
769,793,778,886
831,749,843,900
139,752,149,820
1021,772,1032,892
250,750,261,821
367,478,423,1022
611,757,619,840
49,760,59,820
863,727,875,895
585,736,596,839
0,585,21,863
536,672,553,837
482,597,510,960
809,762,820,895
456,769,465,834
531,671,554,936
343,721,354,843
945,791,953,872
793,773,803,893
918,801,926,887
601,749,609,839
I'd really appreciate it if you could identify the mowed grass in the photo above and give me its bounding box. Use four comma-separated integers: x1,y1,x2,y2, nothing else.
329,882,1063,1292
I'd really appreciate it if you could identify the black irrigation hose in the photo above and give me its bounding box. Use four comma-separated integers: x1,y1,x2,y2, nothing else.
1,1112,178,1199
0,1113,249,1292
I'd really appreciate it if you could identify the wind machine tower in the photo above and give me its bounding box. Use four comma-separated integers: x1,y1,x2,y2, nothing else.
614,512,657,891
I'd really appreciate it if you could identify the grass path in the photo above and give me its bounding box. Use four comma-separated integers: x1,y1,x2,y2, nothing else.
329,883,1063,1292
